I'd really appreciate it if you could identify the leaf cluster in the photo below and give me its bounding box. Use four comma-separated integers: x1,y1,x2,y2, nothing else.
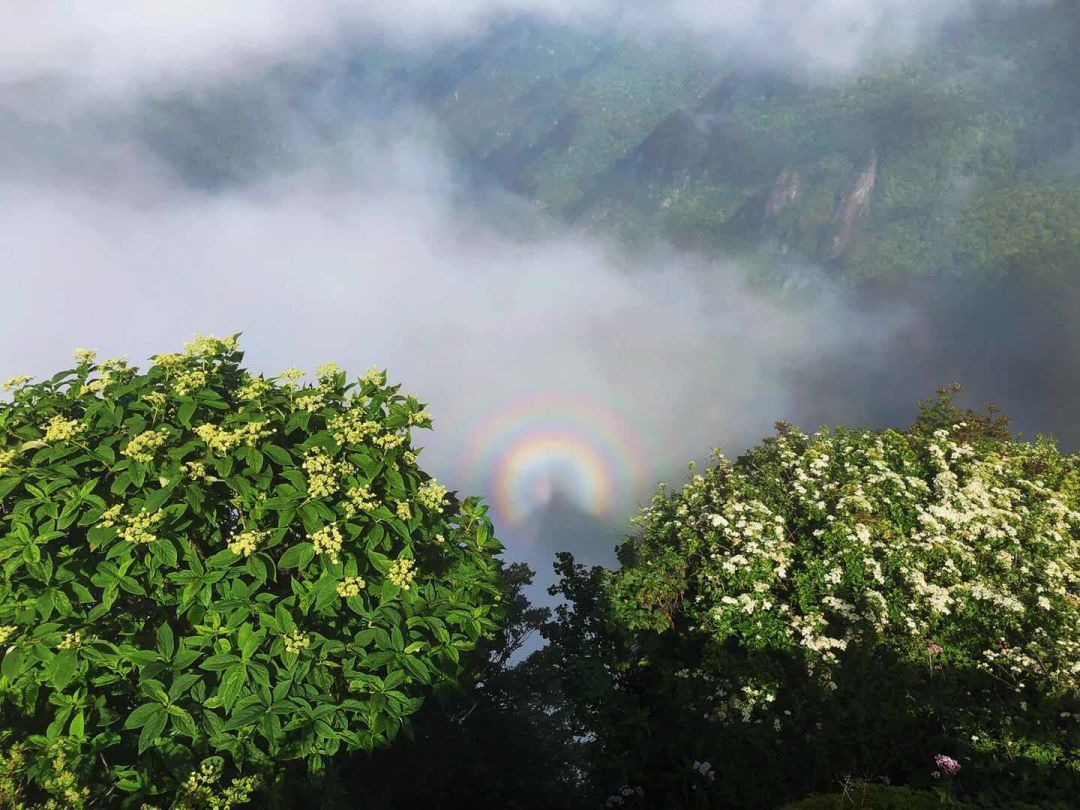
0,338,505,807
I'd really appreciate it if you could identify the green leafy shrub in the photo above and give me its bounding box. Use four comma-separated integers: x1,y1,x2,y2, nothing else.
781,783,977,809
0,336,504,807
564,394,1080,807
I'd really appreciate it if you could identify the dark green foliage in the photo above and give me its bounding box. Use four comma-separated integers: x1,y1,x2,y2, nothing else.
908,385,1013,444
337,562,586,810
781,784,978,809
955,183,1080,281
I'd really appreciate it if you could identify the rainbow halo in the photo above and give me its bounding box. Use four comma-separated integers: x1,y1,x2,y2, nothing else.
458,395,647,530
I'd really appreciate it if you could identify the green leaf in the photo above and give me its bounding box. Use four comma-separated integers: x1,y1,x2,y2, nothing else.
219,664,247,712
155,623,175,659
245,554,268,583
263,444,292,466
178,400,197,428
206,549,239,569
142,678,169,703
298,503,321,534
367,550,391,574
174,649,201,670
169,673,201,699
86,525,118,549
1,647,25,679
380,580,400,603
314,576,340,611
143,486,173,512
278,542,315,570
149,539,178,567
138,709,167,753
125,703,164,730
168,706,198,738
201,654,240,672
224,699,266,731
50,650,77,689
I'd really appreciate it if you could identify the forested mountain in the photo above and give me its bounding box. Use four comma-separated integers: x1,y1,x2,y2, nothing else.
332,1,1080,283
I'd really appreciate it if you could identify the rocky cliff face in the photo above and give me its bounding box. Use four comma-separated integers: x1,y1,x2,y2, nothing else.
830,151,878,259
765,170,801,217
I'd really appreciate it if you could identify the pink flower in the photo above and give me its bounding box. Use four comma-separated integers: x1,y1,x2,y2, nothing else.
934,754,961,776
926,639,944,656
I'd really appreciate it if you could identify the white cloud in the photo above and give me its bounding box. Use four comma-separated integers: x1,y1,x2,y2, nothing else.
0,0,1051,98
0,112,905,543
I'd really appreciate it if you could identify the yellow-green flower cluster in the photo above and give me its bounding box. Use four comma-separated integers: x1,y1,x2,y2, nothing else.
316,361,341,382
143,391,167,408
303,446,352,499
236,376,272,400
228,530,264,557
0,741,27,804
360,366,386,387
43,415,84,443
387,557,416,590
2,374,31,392
39,742,90,808
0,625,17,644
121,510,163,544
310,524,344,564
182,461,208,480
373,432,407,451
72,348,98,366
79,358,132,397
151,352,186,371
276,368,305,390
336,576,366,598
80,377,107,396
122,429,168,463
173,758,260,810
343,485,378,518
416,480,448,513
57,631,84,650
283,631,311,655
0,448,15,475
194,422,271,455
183,333,237,358
173,368,208,396
294,392,325,413
97,504,123,527
395,500,412,521
328,408,381,444
408,409,432,427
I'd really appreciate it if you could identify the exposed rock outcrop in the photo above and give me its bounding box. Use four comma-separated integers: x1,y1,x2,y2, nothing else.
829,151,878,259
765,170,801,217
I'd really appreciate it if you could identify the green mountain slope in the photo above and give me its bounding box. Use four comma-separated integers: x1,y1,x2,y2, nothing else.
361,2,1080,282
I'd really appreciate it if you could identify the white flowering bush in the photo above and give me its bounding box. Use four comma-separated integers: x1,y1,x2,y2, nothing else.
607,395,1079,806
0,337,504,807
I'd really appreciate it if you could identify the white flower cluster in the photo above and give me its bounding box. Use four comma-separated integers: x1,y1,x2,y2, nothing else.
627,424,1080,704
692,760,716,781
604,785,644,807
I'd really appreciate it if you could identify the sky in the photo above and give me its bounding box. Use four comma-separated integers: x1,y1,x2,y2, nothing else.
1,1,1073,578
